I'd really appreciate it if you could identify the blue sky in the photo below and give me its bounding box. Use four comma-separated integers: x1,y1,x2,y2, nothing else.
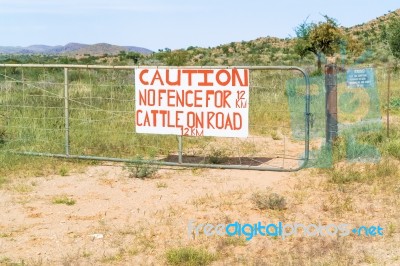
0,0,398,51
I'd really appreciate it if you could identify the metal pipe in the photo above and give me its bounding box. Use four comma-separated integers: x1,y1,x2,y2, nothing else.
0,64,310,71
16,151,304,172
387,67,391,138
299,66,311,169
178,136,183,164
64,68,70,156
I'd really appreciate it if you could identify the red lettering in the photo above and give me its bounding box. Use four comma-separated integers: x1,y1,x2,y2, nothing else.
206,90,214,107
151,70,164,85
139,89,146,105
147,89,156,106
207,112,215,129
216,70,231,86
139,69,149,85
195,112,204,128
233,112,242,130
143,111,150,126
176,111,183,128
166,69,180,86
158,89,166,106
232,69,249,87
215,112,224,129
225,114,233,129
167,90,175,107
186,90,193,107
215,91,223,108
194,90,202,107
187,112,196,128
159,110,167,127
150,110,158,126
182,70,197,86
223,90,231,108
198,70,214,86
176,90,184,107
135,110,142,126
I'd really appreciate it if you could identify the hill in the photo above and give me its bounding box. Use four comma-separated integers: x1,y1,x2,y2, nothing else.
67,43,153,56
145,9,400,67
0,8,399,66
0,42,153,55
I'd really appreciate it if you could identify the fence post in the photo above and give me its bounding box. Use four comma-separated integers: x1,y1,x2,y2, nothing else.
325,63,338,145
64,68,70,156
387,66,391,138
178,136,183,164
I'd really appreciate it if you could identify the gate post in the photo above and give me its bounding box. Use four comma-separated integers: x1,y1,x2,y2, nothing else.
325,63,338,145
64,67,70,156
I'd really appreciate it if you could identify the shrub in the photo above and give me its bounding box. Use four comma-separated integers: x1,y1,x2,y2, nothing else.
251,191,287,210
52,195,76,206
126,160,158,179
0,129,6,145
205,147,229,164
387,141,400,159
166,247,216,266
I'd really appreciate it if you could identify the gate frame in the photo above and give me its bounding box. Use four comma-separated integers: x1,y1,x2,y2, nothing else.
1,64,311,172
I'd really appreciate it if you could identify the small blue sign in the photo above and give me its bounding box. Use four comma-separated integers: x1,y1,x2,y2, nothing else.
346,68,375,88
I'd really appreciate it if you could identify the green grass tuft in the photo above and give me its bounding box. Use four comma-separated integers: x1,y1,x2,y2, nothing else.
166,247,216,266
52,195,76,206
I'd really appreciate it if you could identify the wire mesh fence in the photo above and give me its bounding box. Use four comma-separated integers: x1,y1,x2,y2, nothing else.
0,65,313,171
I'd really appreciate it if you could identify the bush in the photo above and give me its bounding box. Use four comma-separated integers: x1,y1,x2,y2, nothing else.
387,141,400,159
205,147,229,164
0,129,6,145
52,195,76,206
166,247,216,266
126,160,158,179
251,191,287,210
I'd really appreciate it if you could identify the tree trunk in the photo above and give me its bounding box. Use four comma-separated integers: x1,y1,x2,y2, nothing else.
317,53,322,73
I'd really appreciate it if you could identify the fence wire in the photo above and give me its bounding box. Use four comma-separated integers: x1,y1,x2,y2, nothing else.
0,65,312,171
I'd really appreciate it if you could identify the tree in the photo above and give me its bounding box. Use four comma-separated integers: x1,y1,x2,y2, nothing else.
164,50,188,66
294,18,315,58
387,15,400,61
294,16,343,72
126,52,141,64
342,35,364,63
118,50,127,60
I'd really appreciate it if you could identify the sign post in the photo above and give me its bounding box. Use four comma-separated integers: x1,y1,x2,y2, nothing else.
325,64,338,145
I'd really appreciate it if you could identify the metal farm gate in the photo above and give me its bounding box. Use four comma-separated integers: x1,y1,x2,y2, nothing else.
0,65,311,171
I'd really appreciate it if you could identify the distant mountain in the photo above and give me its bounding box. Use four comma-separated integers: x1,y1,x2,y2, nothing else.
125,46,155,55
25,45,59,53
68,43,153,56
63,43,89,53
0,43,153,55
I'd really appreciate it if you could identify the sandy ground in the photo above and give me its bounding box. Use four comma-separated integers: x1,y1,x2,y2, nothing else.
1,141,398,265
0,164,293,265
